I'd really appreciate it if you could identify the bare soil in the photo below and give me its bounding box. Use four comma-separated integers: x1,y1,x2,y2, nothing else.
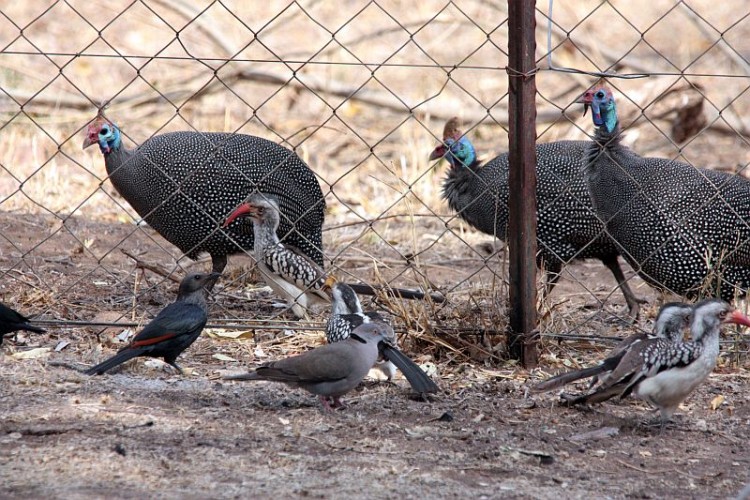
2,357,750,499
1,212,749,499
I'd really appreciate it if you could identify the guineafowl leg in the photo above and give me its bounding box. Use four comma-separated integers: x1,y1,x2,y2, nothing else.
600,255,646,319
541,261,563,298
211,254,227,275
207,254,227,290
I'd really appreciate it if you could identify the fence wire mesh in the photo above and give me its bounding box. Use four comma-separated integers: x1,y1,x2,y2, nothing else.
1,1,749,362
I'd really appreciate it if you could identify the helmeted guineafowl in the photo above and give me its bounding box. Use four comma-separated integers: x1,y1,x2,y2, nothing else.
83,116,326,274
429,118,644,317
580,85,750,300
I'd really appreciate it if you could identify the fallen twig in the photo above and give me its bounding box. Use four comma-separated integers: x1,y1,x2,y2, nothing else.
120,249,180,282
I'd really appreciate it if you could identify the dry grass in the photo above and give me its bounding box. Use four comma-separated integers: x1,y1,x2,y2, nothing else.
2,1,750,365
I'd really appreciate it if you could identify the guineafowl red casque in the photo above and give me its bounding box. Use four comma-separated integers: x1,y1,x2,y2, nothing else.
580,85,750,300
429,118,644,317
83,116,326,275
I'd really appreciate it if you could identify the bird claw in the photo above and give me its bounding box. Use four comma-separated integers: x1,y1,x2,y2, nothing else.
641,414,679,434
319,395,346,411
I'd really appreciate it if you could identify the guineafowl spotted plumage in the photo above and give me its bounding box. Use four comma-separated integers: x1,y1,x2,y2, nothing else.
580,85,750,300
83,117,326,275
430,118,644,317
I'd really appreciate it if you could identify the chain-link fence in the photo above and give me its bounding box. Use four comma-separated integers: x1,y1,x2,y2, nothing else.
1,1,749,362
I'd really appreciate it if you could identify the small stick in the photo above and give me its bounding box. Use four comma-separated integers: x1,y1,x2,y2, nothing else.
120,249,179,283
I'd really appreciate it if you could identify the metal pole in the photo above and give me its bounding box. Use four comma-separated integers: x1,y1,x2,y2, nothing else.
506,0,538,367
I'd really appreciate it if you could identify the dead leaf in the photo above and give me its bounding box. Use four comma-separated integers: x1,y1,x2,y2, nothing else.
569,427,620,443
12,347,51,359
710,395,725,410
420,362,438,377
205,329,252,340
478,368,514,379
116,329,134,342
54,340,70,352
212,353,236,362
639,450,652,458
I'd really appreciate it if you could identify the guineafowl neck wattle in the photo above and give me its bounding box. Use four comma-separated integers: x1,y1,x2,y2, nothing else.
580,85,750,299
430,118,490,232
87,121,158,220
429,117,644,317
83,116,326,275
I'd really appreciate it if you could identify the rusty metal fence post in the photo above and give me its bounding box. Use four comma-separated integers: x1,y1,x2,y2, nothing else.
506,0,538,367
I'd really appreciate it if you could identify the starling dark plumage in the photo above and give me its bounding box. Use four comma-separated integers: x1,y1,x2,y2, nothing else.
0,302,45,345
85,272,220,375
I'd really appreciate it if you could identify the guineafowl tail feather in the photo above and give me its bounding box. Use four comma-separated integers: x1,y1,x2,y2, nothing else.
84,348,142,376
531,364,607,393
380,344,438,394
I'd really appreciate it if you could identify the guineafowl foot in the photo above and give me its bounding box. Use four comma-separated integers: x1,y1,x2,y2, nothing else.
600,255,644,320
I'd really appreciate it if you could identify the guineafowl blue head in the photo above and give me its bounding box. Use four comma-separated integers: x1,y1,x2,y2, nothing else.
428,117,476,168
579,86,617,133
83,117,121,155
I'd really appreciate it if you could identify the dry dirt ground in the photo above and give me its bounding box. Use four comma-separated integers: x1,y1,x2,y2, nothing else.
2,355,750,499
2,213,750,499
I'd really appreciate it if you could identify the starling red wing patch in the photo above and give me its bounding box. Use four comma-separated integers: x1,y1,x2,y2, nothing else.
131,332,178,347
